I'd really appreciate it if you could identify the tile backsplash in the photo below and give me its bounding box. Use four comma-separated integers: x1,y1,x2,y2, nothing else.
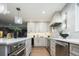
27,32,52,38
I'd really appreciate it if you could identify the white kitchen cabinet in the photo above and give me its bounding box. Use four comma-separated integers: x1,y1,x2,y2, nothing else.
50,4,75,33
50,39,56,56
34,37,39,46
27,22,49,33
35,23,40,32
75,3,79,31
34,37,47,47
39,22,49,32
40,37,48,46
70,44,79,56
27,22,36,33
35,22,49,32
61,4,75,33
26,38,32,56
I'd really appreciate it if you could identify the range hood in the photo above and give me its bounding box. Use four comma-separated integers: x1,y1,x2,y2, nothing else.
50,22,62,27
50,11,62,27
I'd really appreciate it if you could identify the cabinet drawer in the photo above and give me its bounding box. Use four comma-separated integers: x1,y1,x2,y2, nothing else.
51,43,55,48
70,44,79,56
70,44,79,52
50,49,55,56
70,53,76,56
70,52,79,56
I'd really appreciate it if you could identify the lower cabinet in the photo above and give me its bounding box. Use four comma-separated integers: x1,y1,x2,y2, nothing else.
47,39,79,56
70,44,79,56
26,38,32,56
34,37,47,47
50,39,56,56
34,37,39,46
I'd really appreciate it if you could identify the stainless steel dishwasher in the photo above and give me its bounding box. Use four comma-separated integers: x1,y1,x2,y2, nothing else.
56,40,70,56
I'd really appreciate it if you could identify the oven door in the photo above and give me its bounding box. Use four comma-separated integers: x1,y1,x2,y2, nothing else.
8,47,26,56
8,42,26,56
8,44,18,55
56,40,70,56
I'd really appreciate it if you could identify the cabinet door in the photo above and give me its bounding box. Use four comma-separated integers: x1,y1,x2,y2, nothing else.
44,38,47,47
39,37,47,47
27,22,39,33
50,39,56,56
43,38,47,46
27,23,32,33
34,38,39,46
26,39,32,56
27,22,35,33
35,23,40,32
40,23,49,32
38,37,45,46
39,23,45,32
70,44,79,56
26,39,28,56
39,38,44,46
34,37,47,47
35,22,49,32
75,3,79,31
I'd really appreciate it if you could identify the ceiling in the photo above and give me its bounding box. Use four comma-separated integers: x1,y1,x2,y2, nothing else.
0,3,66,24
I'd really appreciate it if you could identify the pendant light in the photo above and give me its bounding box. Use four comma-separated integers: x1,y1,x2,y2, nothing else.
14,7,23,24
0,3,10,15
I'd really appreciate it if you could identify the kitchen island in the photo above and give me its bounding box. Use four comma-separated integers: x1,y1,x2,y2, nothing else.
0,37,32,56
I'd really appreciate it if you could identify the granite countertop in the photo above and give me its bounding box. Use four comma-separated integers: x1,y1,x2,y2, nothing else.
0,37,32,45
48,37,79,45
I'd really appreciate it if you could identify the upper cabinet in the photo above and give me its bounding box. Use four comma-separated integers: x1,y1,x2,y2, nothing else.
38,22,49,32
75,3,79,32
27,22,49,33
27,22,35,33
61,4,75,33
50,4,76,33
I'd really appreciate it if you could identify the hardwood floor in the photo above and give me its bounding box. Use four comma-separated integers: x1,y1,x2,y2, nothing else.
31,47,50,56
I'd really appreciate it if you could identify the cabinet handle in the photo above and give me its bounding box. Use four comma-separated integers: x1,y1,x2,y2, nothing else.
16,47,25,55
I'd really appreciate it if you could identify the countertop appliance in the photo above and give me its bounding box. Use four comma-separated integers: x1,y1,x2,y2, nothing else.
0,31,3,38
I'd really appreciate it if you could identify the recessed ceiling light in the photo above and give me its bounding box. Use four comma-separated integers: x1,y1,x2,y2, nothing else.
42,11,46,14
